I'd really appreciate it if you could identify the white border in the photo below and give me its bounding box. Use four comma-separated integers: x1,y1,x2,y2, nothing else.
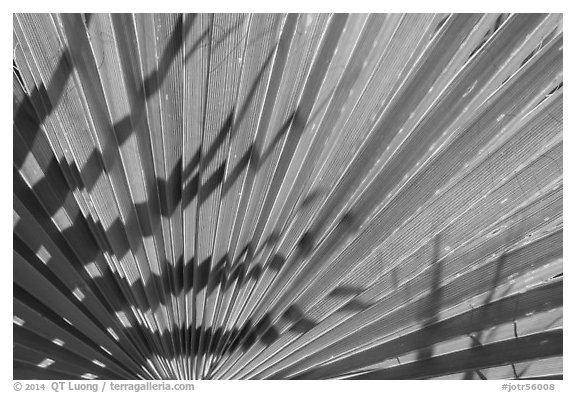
2,4,572,390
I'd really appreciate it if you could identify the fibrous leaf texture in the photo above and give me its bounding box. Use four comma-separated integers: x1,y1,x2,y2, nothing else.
13,13,563,380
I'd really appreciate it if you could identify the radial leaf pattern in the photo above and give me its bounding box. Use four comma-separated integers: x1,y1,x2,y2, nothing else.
13,13,563,380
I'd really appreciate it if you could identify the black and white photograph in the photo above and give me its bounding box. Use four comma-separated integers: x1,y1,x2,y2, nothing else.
8,5,568,387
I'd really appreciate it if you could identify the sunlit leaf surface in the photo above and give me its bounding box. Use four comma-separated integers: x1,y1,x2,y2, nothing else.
13,13,562,380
